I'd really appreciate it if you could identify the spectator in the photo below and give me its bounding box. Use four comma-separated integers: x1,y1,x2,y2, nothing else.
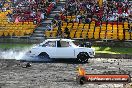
60,13,65,20
85,17,90,24
128,15,132,23
64,27,70,38
40,12,45,20
57,20,62,30
54,13,60,20
118,15,123,22
0,2,2,12
6,12,12,22
15,16,20,23
57,27,62,38
46,24,52,31
33,18,37,24
61,6,65,14
76,14,81,23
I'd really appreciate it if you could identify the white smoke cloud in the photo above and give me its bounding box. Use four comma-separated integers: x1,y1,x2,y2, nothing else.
0,46,34,60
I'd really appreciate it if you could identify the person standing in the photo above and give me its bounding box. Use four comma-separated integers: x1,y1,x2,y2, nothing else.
64,27,70,38
57,20,62,30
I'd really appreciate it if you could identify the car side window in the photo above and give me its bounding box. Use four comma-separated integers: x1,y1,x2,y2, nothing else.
60,41,70,47
42,41,56,47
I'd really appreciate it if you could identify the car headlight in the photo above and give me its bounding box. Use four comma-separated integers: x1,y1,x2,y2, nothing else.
89,51,95,55
89,52,93,55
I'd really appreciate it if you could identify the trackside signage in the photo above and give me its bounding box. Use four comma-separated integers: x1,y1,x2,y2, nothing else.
77,67,131,84
85,74,131,82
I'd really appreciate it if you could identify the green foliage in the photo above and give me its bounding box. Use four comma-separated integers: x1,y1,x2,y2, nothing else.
0,44,33,49
93,46,132,55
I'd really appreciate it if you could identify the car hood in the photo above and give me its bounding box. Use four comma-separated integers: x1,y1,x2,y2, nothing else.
31,44,40,49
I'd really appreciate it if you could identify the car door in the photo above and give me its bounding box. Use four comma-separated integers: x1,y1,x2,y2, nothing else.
40,41,56,58
55,40,75,58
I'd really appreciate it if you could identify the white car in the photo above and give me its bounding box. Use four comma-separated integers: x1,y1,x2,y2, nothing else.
28,39,95,62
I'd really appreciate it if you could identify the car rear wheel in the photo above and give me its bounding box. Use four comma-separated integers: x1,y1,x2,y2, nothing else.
77,53,89,63
38,52,50,59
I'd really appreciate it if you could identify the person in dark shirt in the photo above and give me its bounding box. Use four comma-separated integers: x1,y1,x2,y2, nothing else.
85,18,90,24
0,3,2,11
57,20,62,30
64,27,70,38
6,12,12,22
57,27,62,38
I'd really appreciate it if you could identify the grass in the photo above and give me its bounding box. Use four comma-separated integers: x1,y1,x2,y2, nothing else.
0,43,132,55
0,43,33,49
93,46,132,55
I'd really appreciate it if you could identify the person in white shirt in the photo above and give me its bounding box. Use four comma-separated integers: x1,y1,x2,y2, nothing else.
76,14,81,22
114,15,118,21
41,13,45,20
61,6,65,13
46,25,52,31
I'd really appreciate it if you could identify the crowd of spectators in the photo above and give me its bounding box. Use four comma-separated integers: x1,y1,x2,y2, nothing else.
1,0,132,25
0,0,11,12
46,0,132,38
58,0,132,26
5,0,57,24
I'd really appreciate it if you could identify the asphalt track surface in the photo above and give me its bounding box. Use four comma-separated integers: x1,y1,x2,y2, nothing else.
0,57,132,88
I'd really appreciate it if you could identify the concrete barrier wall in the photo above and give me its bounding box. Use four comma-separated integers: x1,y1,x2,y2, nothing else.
0,38,132,48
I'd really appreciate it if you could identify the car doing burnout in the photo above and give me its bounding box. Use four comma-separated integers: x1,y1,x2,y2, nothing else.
28,39,95,62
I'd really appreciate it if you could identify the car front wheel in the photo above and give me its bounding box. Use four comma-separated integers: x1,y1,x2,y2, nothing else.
77,53,89,63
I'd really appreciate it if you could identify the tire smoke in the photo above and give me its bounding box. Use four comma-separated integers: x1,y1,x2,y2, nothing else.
0,46,34,60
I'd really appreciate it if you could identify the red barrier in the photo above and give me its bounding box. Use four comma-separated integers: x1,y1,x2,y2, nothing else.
76,67,131,84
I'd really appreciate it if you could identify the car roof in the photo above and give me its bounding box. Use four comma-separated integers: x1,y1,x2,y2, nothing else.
45,39,74,42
